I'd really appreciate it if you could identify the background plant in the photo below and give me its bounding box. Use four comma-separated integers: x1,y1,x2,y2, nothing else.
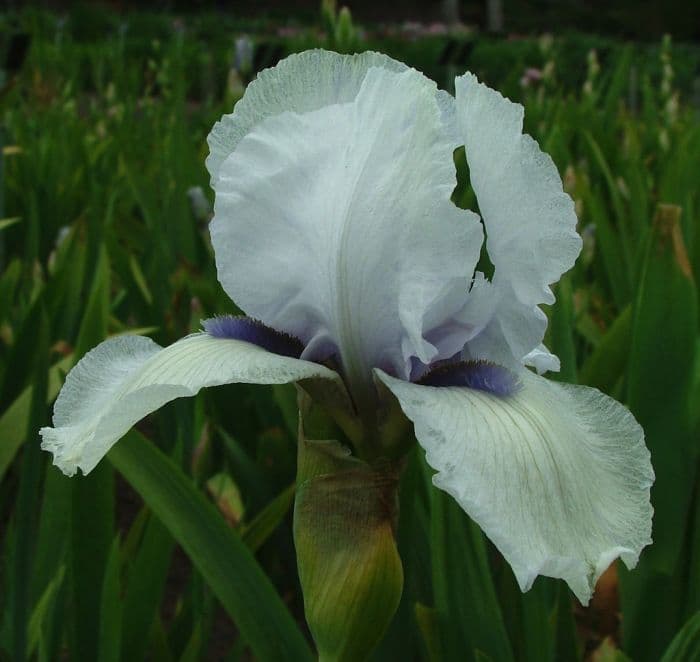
1,7,699,661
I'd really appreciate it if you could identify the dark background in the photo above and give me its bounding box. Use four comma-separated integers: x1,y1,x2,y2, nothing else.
7,0,700,41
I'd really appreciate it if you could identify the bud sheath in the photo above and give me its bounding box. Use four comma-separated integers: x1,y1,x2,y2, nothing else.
293,401,403,661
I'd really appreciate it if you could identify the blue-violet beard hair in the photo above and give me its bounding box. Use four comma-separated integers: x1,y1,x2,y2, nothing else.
417,360,521,397
202,315,305,359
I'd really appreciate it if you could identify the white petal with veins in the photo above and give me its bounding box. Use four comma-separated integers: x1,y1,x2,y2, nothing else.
208,50,460,187
40,334,339,476
524,343,561,374
209,50,402,186
376,368,653,604
455,73,581,369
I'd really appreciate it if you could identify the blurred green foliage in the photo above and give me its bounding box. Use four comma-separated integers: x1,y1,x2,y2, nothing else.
0,7,699,661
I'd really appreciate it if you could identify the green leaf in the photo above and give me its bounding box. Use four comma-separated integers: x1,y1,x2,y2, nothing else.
272,383,300,438
686,476,700,617
0,258,22,323
97,537,122,662
621,204,699,661
73,248,110,360
517,580,556,662
108,430,313,662
660,612,700,662
584,132,628,240
10,305,49,661
121,514,174,662
31,464,71,605
177,622,203,662
240,483,295,552
26,566,65,659
583,186,630,308
1,295,48,408
147,615,173,662
129,254,153,306
70,463,115,660
0,217,21,232
549,274,577,383
553,583,581,662
430,486,513,662
70,248,116,662
579,305,631,393
602,46,633,120
627,204,698,570
414,603,440,662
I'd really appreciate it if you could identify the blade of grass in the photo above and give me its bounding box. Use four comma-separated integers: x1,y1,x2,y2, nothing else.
549,274,577,383
108,430,313,661
584,188,630,308
579,305,631,392
0,217,21,232
621,204,699,661
97,537,122,662
240,482,295,552
70,249,116,662
10,304,48,662
26,566,65,659
627,204,698,571
121,515,174,662
430,485,514,662
660,612,700,662
31,463,71,605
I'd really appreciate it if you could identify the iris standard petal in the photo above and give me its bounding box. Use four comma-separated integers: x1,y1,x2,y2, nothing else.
462,286,550,372
207,50,460,187
211,62,482,403
523,343,561,374
454,73,582,369
207,50,405,187
40,334,340,476
376,368,653,604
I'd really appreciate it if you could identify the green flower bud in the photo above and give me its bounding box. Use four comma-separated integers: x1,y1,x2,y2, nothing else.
293,394,403,661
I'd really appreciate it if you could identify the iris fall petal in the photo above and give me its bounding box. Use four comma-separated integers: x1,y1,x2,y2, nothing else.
40,334,339,476
376,368,654,604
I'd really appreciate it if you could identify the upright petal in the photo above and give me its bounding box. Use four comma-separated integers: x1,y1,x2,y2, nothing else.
524,343,561,374
207,50,459,187
211,62,482,403
40,334,340,476
376,368,653,604
207,50,405,187
454,73,582,369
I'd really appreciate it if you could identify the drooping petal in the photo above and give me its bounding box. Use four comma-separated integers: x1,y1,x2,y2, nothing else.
40,334,340,476
376,368,653,604
211,61,482,402
454,73,582,369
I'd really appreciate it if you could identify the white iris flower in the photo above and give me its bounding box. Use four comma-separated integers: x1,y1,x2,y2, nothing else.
40,50,653,604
